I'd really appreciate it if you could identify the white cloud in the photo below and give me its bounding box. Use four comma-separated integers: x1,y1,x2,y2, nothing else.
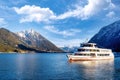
0,18,7,27
56,0,116,20
44,26,81,37
106,11,115,18
14,0,116,23
13,5,56,23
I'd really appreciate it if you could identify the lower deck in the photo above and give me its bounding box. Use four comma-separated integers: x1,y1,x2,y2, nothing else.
67,54,114,61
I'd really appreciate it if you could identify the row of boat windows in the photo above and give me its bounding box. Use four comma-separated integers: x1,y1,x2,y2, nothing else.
75,54,110,56
81,44,97,47
97,54,110,56
78,49,99,52
78,49,110,52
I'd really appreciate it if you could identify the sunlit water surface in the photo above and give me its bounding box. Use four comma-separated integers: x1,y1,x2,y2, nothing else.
0,53,120,80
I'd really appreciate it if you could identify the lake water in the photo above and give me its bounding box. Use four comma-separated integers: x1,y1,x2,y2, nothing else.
0,53,120,80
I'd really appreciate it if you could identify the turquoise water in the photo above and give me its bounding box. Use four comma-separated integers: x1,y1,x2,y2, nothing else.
0,53,120,80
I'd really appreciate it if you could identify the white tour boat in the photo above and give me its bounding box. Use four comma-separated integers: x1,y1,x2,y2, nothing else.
67,43,114,61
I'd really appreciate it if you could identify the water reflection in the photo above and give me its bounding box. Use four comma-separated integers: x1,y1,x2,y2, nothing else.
69,60,114,80
15,54,40,79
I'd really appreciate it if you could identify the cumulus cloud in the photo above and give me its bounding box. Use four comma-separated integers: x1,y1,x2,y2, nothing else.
13,5,56,23
44,26,81,37
56,0,116,20
14,0,116,23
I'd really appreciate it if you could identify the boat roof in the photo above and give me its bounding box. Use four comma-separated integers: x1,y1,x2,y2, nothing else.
81,43,97,45
78,47,111,50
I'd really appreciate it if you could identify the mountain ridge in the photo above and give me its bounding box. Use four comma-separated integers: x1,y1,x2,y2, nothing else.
16,29,63,52
89,20,120,52
0,28,63,53
61,46,78,53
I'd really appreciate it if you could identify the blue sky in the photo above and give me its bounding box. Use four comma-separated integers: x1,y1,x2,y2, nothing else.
0,0,120,47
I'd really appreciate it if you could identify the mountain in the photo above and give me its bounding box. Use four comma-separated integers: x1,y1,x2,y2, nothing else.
61,46,78,53
89,20,120,52
0,28,63,53
16,29,63,52
0,28,28,52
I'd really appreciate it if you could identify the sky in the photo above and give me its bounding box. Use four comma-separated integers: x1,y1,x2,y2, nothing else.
0,0,120,47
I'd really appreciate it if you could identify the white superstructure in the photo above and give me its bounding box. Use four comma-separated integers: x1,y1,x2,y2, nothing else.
67,43,114,61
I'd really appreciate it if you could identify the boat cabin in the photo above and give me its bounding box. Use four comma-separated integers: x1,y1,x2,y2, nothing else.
80,43,97,48
75,43,112,57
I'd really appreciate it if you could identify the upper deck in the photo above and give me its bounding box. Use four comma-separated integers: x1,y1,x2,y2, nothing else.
80,43,97,48
78,43,112,53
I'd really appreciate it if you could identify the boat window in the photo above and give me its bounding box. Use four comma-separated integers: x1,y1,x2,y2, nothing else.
78,49,85,51
90,53,96,56
85,49,89,51
75,54,90,56
75,54,81,55
95,45,97,47
86,54,90,56
89,49,99,52
105,54,110,56
81,44,93,47
100,50,110,52
97,54,110,56
78,49,99,52
95,49,99,52
80,43,98,48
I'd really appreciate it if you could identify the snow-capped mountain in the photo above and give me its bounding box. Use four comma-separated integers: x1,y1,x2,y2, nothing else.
89,20,120,52
61,46,78,52
17,29,40,39
16,29,63,52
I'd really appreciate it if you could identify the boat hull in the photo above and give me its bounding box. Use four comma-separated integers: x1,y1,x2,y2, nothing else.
67,55,114,61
